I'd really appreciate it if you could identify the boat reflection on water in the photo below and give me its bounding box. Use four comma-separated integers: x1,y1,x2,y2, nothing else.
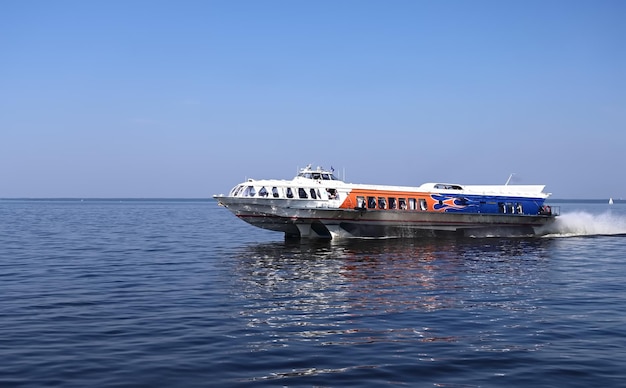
232,237,555,353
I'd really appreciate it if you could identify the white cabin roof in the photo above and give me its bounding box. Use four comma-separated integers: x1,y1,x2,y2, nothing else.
419,183,549,197
233,165,550,199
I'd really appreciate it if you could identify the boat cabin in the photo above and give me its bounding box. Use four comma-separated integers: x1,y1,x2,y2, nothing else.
229,166,342,202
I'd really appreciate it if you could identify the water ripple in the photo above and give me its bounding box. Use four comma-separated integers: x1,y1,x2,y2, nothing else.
1,200,625,387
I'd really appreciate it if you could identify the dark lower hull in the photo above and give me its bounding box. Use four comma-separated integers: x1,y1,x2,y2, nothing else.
216,198,556,239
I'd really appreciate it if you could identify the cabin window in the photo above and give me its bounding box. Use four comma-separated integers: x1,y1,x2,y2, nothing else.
509,203,515,214
498,202,505,213
516,203,523,214
409,198,417,210
419,198,428,211
232,185,244,196
286,187,294,198
244,186,256,197
272,187,279,198
259,186,268,197
435,184,463,190
357,196,366,208
298,188,308,199
398,198,407,210
378,197,387,209
327,188,338,200
322,174,330,180
310,188,317,199
367,196,377,209
388,197,397,209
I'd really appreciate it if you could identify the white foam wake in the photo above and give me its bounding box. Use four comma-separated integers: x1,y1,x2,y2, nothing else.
537,211,626,237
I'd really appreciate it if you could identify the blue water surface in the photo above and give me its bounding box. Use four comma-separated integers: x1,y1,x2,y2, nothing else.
1,199,625,387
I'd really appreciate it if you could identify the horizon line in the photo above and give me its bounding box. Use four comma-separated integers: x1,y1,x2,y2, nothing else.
0,197,622,202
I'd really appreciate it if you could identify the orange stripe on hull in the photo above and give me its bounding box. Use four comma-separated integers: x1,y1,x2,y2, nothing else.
340,189,436,211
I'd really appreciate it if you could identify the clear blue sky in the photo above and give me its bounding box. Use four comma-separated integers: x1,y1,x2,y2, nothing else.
1,1,624,199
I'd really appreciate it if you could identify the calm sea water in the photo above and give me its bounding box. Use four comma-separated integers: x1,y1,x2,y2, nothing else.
1,199,625,387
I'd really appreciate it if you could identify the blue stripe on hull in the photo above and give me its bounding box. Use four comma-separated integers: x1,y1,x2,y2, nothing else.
430,194,545,215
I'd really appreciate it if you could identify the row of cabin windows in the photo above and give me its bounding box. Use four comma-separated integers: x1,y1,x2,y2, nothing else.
357,196,428,211
233,185,527,214
234,185,339,200
499,202,524,214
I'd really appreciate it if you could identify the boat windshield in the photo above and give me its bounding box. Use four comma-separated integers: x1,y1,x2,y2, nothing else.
297,172,339,180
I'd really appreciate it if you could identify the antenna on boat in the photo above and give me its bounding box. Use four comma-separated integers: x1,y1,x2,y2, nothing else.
505,173,516,185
